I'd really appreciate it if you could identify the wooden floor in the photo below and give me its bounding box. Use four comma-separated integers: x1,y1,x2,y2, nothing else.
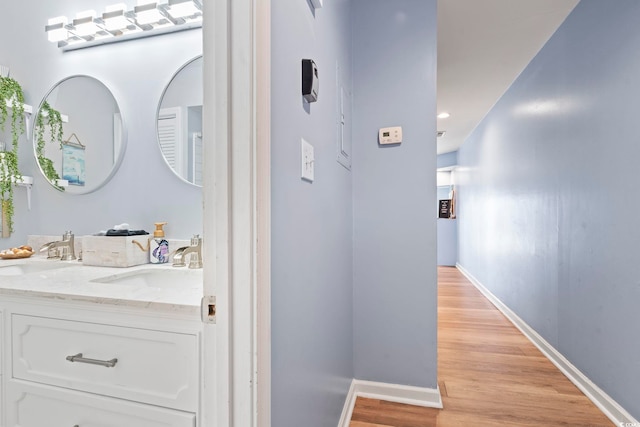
349,266,613,427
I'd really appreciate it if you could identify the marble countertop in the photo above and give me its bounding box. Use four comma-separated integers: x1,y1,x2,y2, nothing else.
0,256,202,315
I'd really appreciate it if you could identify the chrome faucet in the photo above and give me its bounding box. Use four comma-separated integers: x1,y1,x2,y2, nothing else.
40,231,77,261
172,235,203,269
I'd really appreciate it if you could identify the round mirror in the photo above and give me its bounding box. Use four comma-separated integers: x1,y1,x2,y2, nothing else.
157,56,203,187
34,75,125,194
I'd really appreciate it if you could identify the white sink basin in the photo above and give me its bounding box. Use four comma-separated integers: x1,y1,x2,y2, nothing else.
0,261,76,276
91,268,202,289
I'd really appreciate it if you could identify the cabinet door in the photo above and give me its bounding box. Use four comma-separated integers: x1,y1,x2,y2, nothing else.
6,380,195,427
12,314,198,411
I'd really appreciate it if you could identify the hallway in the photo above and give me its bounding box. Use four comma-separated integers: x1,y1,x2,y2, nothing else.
349,266,613,426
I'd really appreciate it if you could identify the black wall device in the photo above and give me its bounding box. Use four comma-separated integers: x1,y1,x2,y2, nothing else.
302,59,319,103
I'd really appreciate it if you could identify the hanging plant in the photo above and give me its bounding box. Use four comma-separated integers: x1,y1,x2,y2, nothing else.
0,76,25,147
0,150,18,232
0,76,26,234
35,100,65,191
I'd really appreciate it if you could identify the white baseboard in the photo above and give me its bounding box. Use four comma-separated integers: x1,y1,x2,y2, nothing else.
337,380,358,427
338,379,442,427
456,263,639,426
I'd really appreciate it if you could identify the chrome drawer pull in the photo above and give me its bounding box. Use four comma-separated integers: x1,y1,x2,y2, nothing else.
66,353,118,368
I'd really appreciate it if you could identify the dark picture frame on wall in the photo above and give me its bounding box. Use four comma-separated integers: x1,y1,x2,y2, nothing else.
439,199,451,218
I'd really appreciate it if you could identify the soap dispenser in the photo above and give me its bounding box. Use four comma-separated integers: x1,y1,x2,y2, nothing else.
150,222,169,264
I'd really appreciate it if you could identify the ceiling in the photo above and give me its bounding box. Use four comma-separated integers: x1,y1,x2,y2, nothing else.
436,0,580,154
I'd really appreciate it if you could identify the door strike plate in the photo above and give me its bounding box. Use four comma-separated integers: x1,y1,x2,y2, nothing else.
201,295,217,324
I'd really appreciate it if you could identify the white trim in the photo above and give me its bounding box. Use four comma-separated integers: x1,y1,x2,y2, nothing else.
202,0,229,425
456,263,640,427
338,379,442,427
256,0,271,425
203,0,264,425
337,381,358,427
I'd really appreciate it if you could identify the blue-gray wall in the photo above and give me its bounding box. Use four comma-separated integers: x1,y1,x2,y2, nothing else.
271,0,354,426
437,151,457,169
0,0,202,247
352,0,438,388
272,0,438,424
457,0,640,418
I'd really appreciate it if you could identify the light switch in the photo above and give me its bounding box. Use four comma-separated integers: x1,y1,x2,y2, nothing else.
301,138,314,182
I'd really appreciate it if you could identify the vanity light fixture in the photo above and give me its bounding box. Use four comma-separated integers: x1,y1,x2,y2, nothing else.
63,35,86,48
165,0,202,20
46,17,69,42
101,3,141,35
68,10,115,43
45,1,202,52
133,1,169,27
71,10,100,38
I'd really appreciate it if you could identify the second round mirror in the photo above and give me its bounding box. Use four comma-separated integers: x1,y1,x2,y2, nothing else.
157,56,203,187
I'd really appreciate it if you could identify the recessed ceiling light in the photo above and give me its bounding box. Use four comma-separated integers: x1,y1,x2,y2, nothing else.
437,112,450,119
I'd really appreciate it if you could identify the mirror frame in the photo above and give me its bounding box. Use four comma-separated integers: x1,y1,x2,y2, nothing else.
33,75,127,195
156,55,203,187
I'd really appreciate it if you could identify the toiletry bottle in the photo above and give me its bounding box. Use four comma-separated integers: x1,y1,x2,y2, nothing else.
150,222,169,264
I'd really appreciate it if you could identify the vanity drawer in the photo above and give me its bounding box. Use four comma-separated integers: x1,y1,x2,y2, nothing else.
11,314,198,412
6,380,195,427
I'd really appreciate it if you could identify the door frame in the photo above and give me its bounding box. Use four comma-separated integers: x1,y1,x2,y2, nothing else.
202,0,270,426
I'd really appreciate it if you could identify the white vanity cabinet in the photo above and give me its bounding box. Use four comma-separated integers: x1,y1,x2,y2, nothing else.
5,381,195,427
0,298,201,427
0,312,3,423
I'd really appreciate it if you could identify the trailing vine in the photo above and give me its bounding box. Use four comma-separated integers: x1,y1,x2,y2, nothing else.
0,76,25,147
0,76,25,234
0,151,18,232
35,100,64,191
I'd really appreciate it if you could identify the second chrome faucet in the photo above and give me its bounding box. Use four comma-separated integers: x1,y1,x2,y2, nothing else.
172,235,203,269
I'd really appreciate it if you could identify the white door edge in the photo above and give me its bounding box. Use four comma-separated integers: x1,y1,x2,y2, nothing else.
202,0,270,426
256,0,272,425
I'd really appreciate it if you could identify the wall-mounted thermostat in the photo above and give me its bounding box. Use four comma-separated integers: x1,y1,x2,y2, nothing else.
302,59,319,103
379,126,402,145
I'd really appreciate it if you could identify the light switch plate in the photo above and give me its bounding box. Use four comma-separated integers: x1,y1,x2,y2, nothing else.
301,138,314,182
